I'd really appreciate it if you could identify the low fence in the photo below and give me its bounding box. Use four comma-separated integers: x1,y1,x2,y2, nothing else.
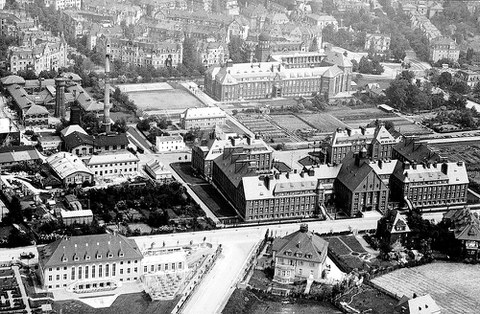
171,245,222,314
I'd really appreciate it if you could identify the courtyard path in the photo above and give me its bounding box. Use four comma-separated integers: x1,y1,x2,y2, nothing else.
371,267,480,313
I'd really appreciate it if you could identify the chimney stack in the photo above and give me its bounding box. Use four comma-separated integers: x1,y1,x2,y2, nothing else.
54,77,67,119
103,40,112,133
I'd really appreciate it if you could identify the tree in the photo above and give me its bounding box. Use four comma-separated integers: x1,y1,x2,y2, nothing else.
228,36,249,63
437,71,452,88
81,112,101,134
137,119,151,132
450,81,470,95
112,118,128,133
473,82,480,99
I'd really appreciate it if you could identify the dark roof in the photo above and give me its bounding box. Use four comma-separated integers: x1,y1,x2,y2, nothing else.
336,152,377,191
63,131,94,149
212,148,258,188
94,133,128,148
273,161,292,172
38,233,143,268
6,84,34,110
393,139,441,164
272,225,328,263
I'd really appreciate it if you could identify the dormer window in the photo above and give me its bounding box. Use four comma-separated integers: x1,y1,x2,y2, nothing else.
97,254,102,259
74,255,79,262
85,255,90,261
119,251,124,258
62,256,68,262
108,253,113,258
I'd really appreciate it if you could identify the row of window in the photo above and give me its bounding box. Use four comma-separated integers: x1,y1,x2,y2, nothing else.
143,261,183,273
247,212,314,220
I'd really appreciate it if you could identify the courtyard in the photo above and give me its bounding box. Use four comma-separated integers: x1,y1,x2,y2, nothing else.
371,261,480,314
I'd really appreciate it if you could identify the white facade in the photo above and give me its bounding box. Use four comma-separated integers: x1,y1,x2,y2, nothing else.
60,209,93,225
38,136,62,151
156,135,185,152
180,107,226,130
144,159,173,182
86,152,139,177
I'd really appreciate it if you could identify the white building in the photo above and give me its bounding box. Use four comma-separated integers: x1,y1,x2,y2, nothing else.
144,159,173,182
38,135,62,151
180,107,226,130
86,152,139,177
45,0,81,10
46,152,94,187
155,135,185,152
37,234,143,291
60,209,93,225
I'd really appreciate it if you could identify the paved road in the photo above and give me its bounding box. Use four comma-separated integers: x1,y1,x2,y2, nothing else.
134,216,383,314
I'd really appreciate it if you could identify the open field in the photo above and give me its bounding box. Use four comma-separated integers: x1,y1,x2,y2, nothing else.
296,113,349,132
429,142,480,170
339,284,397,314
270,114,312,132
127,89,203,112
371,262,480,314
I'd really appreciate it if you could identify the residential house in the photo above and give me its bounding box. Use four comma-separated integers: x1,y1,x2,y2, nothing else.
443,207,480,260
429,37,460,62
454,69,480,88
376,209,411,245
271,224,329,284
38,135,62,151
0,145,41,169
180,107,226,130
365,33,391,52
144,159,173,182
395,294,441,314
86,152,139,177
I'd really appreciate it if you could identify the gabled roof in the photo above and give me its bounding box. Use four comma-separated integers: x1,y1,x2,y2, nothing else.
63,131,94,149
61,125,87,137
336,153,384,191
397,294,441,314
94,133,128,148
46,152,93,179
390,211,411,234
456,224,480,242
393,139,441,163
6,84,34,110
38,233,142,268
322,51,353,68
0,145,40,164
25,104,48,115
1,75,25,86
272,225,328,264
323,65,343,78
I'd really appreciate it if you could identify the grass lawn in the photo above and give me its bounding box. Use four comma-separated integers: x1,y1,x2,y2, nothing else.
223,289,340,314
170,162,238,218
53,292,178,314
371,262,480,313
339,284,397,314
126,89,203,111
297,113,349,132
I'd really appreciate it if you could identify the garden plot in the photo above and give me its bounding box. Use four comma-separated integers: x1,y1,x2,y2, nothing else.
297,113,349,132
270,114,313,132
371,263,480,314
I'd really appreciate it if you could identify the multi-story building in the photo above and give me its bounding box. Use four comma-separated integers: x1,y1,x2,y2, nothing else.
443,207,480,260
335,151,390,216
364,33,391,52
454,69,480,88
0,11,35,37
410,13,442,41
8,38,68,75
45,0,81,10
180,107,226,130
390,160,469,209
198,41,227,67
96,36,183,69
86,152,139,177
62,131,129,157
37,234,143,291
304,14,338,29
60,209,94,225
204,50,352,101
155,135,185,152
271,224,330,284
240,165,341,221
392,138,441,164
429,37,460,62
23,104,49,129
38,135,62,151
0,118,20,146
46,152,94,187
324,124,399,164
0,145,40,169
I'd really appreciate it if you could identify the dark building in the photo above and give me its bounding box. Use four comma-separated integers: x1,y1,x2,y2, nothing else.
376,209,411,245
335,150,389,216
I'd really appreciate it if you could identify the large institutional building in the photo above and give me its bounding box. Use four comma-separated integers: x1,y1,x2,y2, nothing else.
204,50,352,101
38,234,143,291
193,126,469,221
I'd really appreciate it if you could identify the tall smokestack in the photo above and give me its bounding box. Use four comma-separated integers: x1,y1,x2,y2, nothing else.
103,40,112,133
54,77,66,119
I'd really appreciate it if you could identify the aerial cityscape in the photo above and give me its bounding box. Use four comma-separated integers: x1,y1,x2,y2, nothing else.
0,0,479,313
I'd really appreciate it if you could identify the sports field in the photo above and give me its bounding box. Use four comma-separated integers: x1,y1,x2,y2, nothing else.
127,89,204,112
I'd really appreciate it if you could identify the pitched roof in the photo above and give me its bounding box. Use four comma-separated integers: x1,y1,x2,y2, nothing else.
336,153,381,191
272,225,328,264
38,233,143,268
0,145,40,164
46,152,93,179
322,51,353,68
61,125,87,137
25,104,48,115
86,152,138,165
456,224,480,242
398,294,441,314
1,75,25,86
63,131,94,149
393,139,441,163
94,133,128,148
6,84,34,110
